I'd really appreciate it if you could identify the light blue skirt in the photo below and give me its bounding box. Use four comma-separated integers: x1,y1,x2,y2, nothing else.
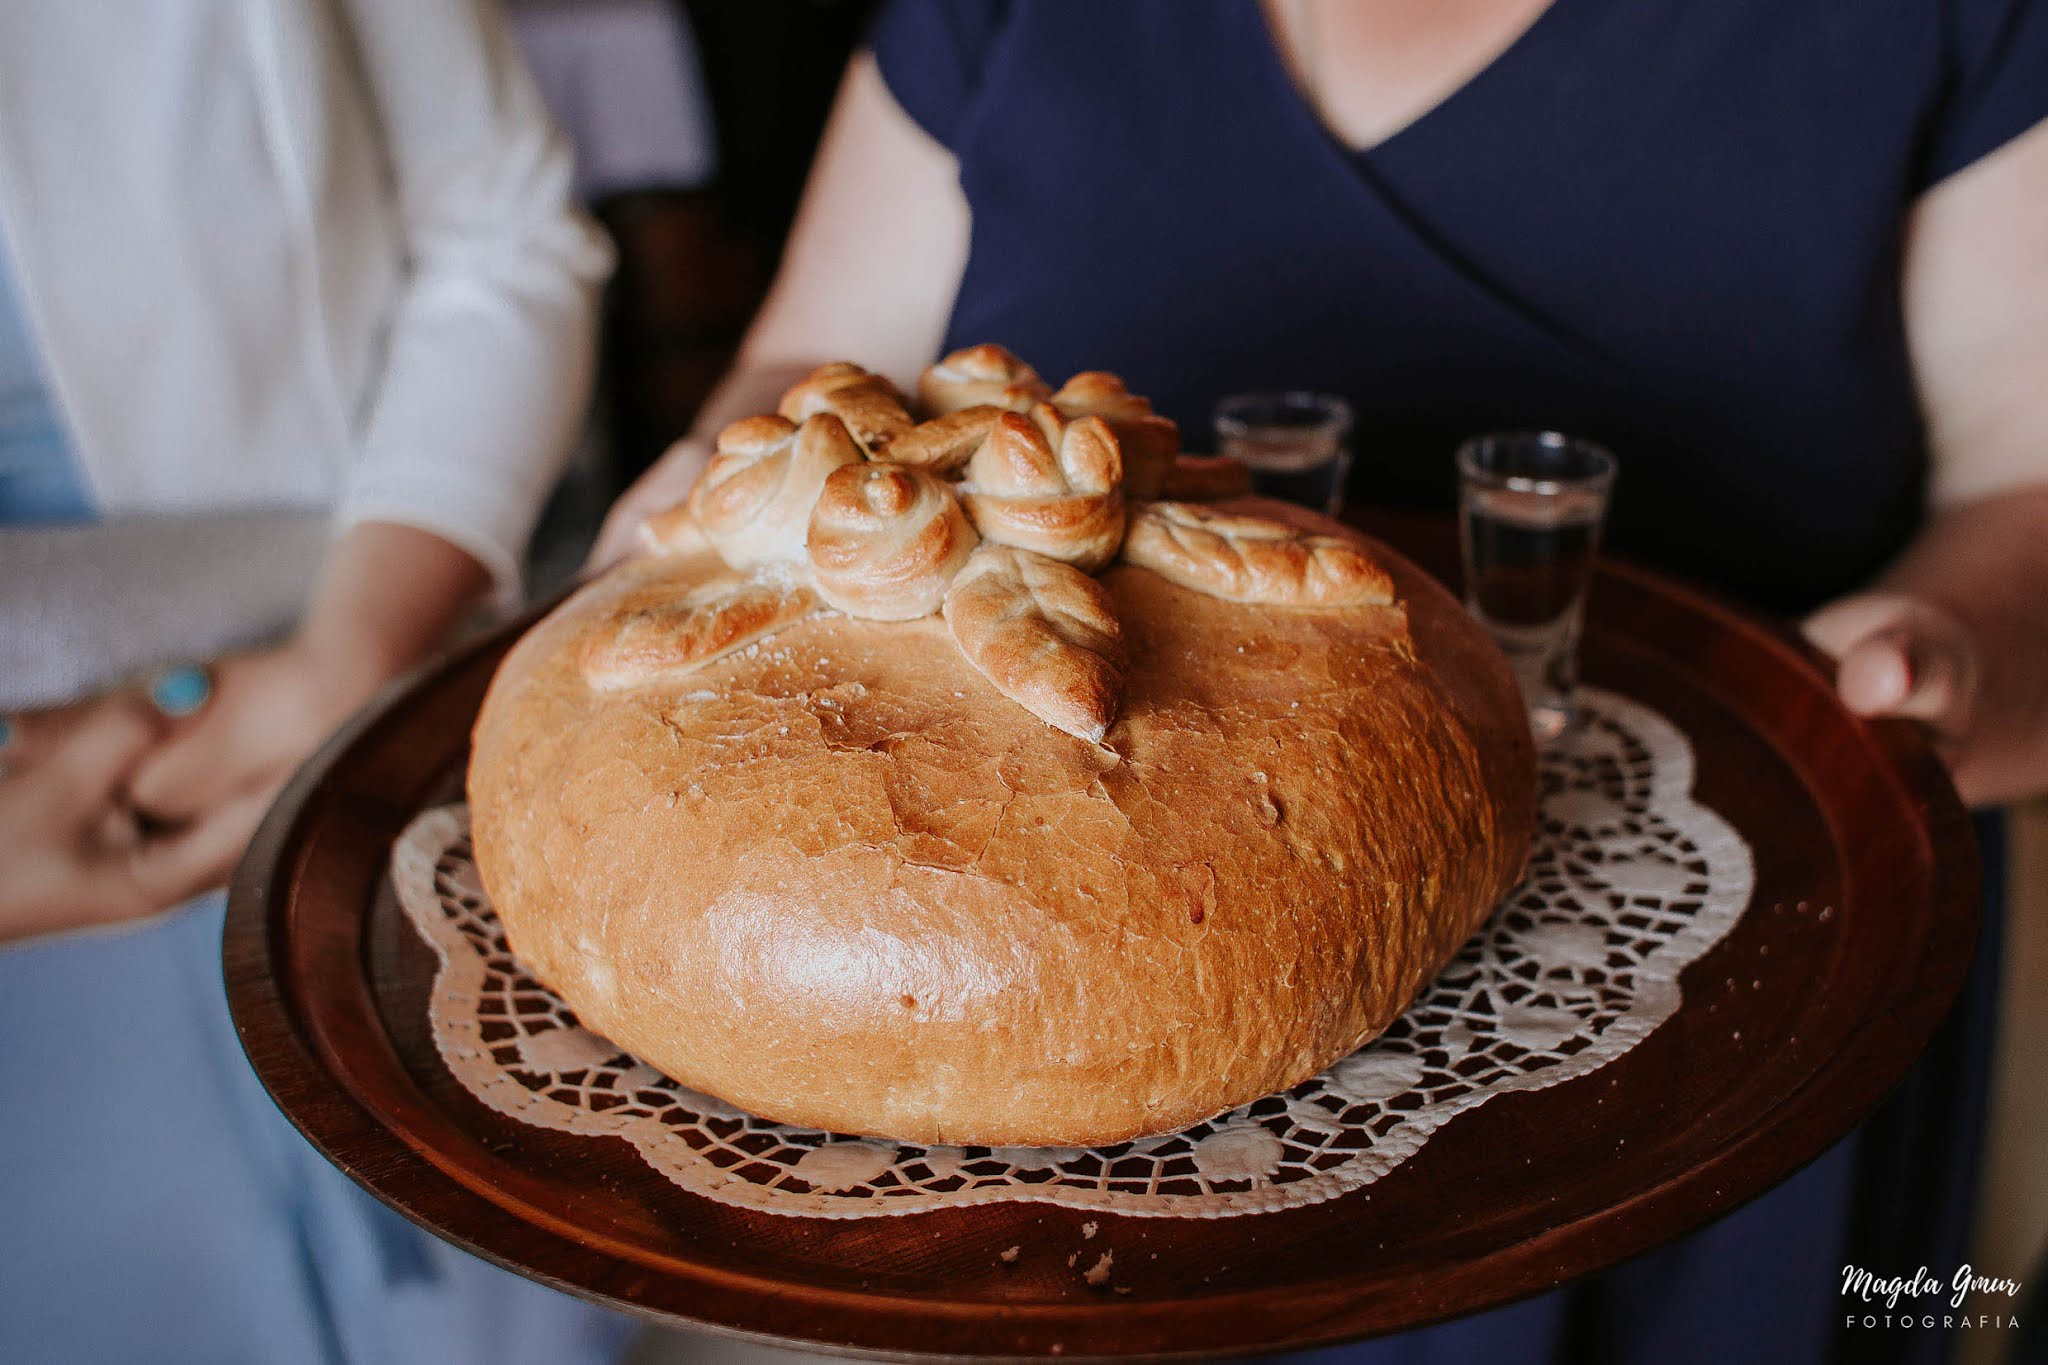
0,895,635,1365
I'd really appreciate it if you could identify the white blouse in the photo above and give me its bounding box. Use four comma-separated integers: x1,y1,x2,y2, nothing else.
0,0,615,595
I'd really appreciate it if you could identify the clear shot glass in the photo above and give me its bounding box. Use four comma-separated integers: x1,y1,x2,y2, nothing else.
1456,431,1618,743
1213,392,1354,516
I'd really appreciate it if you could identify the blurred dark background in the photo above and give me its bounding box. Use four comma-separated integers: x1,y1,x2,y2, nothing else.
568,0,877,480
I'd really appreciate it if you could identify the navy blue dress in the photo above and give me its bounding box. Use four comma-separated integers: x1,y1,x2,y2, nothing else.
870,3,2041,1361
876,0,2048,617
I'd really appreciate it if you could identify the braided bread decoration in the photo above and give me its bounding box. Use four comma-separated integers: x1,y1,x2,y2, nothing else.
687,413,862,568
943,544,1125,744
806,462,980,620
886,405,1003,475
960,404,1126,572
777,362,914,456
1049,371,1182,499
605,344,1400,744
1120,501,1397,608
583,578,819,689
918,343,1052,416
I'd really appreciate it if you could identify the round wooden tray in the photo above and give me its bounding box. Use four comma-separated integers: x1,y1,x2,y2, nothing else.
224,523,1978,1359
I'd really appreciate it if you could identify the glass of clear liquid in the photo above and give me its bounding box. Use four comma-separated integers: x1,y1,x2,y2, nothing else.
1456,431,1617,743
1213,392,1354,515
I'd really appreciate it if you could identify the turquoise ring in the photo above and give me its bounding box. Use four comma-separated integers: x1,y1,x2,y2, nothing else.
147,664,213,719
0,713,16,775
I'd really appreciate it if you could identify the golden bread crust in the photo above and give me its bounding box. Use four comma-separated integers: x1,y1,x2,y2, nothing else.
1050,371,1181,498
942,544,1126,743
886,406,1003,475
805,462,979,620
918,343,1052,416
580,577,819,689
959,407,1126,571
469,500,1535,1146
1121,501,1398,607
687,414,862,567
776,361,915,456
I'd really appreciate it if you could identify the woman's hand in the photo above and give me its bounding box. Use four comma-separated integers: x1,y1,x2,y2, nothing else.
1802,490,2048,807
2,525,488,940
1880,122,2048,804
122,521,489,888
1805,591,1981,751
106,520,492,920
0,695,233,943
122,639,387,884
589,435,710,571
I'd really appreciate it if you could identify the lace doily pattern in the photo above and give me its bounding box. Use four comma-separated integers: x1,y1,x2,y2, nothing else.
395,688,1751,1219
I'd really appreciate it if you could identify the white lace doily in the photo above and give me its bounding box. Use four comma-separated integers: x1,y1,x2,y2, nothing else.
395,687,1751,1219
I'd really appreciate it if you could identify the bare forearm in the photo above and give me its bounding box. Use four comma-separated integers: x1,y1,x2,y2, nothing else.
299,522,491,691
588,50,965,570
685,47,965,445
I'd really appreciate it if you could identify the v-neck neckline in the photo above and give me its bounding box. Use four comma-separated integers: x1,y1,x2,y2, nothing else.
1228,0,1629,374
1245,0,1574,167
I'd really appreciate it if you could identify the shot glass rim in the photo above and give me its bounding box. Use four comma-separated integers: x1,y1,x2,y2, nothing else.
1456,429,1617,497
1213,390,1355,441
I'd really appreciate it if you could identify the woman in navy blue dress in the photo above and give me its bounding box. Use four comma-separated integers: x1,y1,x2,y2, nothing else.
599,4,2048,1360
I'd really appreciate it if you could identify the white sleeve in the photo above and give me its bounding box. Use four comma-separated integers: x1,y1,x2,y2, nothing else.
332,0,616,603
